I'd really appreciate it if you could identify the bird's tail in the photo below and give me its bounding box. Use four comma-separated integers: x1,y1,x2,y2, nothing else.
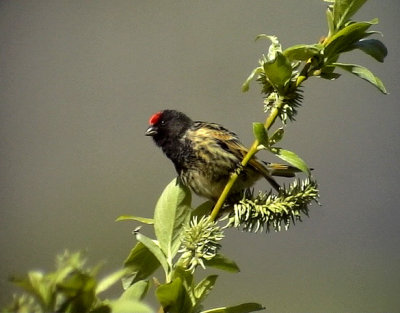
266,162,301,177
263,163,301,191
264,174,281,192
250,160,301,191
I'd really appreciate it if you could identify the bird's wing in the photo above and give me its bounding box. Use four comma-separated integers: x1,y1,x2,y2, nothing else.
192,122,281,190
192,122,250,159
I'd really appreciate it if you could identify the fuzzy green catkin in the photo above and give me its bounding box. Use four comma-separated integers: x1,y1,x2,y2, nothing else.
179,216,224,272
228,178,319,233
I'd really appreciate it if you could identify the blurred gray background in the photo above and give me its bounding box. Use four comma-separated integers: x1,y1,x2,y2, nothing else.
1,1,399,312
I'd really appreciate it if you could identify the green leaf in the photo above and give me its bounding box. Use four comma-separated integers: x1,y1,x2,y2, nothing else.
171,266,196,306
90,304,112,313
194,275,218,305
268,127,284,146
283,44,323,61
319,71,341,80
333,0,368,30
263,52,292,91
115,215,154,224
241,67,263,92
154,178,192,263
11,271,54,310
191,201,214,219
252,122,268,146
119,280,150,302
255,34,282,60
326,7,335,36
135,233,169,277
269,148,310,175
203,253,240,273
123,242,161,287
324,19,378,61
156,278,193,313
110,299,153,313
96,269,127,295
56,271,97,313
201,302,265,313
353,39,388,62
331,62,387,94
171,266,194,288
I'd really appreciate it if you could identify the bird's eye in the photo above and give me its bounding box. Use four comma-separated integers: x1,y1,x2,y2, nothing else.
160,120,166,125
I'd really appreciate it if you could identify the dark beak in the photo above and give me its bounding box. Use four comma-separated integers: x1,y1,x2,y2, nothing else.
145,126,157,136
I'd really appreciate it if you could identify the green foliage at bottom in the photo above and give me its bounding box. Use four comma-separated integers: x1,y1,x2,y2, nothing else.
2,251,152,313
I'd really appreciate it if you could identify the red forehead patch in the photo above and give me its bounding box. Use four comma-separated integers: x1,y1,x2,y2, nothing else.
149,111,162,125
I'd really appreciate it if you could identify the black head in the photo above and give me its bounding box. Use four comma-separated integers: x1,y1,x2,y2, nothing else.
145,110,193,147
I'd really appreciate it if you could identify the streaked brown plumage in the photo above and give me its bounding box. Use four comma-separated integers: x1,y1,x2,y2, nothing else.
145,110,297,202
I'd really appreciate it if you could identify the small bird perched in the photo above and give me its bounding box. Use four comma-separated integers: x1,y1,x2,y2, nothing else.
145,109,297,202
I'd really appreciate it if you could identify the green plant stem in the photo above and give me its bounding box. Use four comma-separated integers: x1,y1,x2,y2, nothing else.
209,107,280,221
296,59,313,86
209,60,313,221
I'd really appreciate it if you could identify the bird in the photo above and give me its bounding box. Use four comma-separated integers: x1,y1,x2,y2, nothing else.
145,109,297,202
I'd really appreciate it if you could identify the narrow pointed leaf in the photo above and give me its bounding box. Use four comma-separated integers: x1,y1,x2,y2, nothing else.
283,44,323,61
333,0,368,29
269,148,310,175
252,122,268,146
194,275,218,305
203,253,240,273
326,7,335,36
353,39,388,62
242,67,263,92
156,278,193,313
154,178,192,262
332,62,387,94
123,242,161,286
119,280,150,301
201,302,265,313
135,233,169,277
268,128,284,146
115,215,154,224
324,19,378,60
96,269,128,295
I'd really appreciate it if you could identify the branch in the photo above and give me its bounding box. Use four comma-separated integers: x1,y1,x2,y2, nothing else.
210,106,282,221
